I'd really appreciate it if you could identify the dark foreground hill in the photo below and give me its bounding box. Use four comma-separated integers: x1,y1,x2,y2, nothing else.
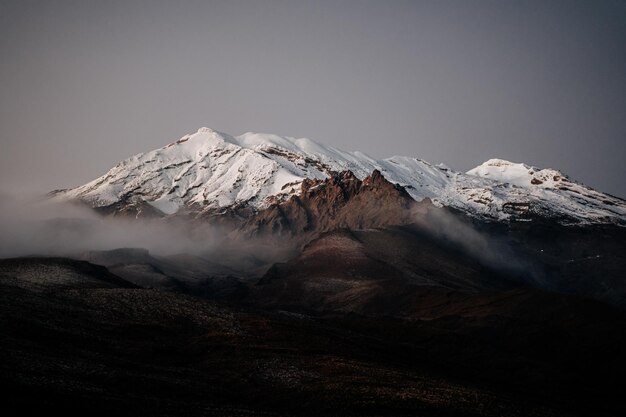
1,257,625,417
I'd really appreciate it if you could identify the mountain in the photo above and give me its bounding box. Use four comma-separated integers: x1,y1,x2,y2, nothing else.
53,127,626,225
43,126,626,309
9,127,626,416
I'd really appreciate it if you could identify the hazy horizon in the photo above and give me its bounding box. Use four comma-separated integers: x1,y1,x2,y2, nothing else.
1,0,625,197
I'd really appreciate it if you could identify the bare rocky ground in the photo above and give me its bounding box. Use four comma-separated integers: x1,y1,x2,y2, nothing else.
1,257,625,417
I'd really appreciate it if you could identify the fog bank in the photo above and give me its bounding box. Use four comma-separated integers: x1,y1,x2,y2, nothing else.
0,193,224,258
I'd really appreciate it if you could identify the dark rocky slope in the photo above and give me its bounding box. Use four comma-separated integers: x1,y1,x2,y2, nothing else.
1,257,625,417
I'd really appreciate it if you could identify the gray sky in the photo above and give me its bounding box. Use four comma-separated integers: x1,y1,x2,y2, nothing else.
1,0,625,197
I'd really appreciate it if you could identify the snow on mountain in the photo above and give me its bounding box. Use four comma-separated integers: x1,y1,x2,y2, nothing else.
463,159,626,223
467,159,566,188
54,127,626,225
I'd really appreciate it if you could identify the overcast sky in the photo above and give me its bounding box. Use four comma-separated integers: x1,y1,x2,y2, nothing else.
1,0,625,197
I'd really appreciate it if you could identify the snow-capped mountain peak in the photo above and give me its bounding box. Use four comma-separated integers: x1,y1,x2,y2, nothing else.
467,158,567,188
54,127,626,225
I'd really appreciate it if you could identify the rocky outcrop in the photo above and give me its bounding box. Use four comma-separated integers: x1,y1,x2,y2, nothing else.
238,169,432,238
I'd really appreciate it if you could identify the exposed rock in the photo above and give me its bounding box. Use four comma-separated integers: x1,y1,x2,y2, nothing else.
238,169,431,239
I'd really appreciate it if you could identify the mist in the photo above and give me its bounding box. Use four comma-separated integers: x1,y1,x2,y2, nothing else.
415,205,546,286
0,192,226,258
0,191,303,280
0,189,545,286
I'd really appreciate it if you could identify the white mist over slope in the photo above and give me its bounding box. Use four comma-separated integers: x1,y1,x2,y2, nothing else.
0,194,224,258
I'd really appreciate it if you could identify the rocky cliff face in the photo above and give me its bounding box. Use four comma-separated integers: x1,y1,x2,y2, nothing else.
238,169,432,238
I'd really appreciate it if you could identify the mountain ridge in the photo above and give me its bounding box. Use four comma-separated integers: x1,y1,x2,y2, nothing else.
53,127,626,225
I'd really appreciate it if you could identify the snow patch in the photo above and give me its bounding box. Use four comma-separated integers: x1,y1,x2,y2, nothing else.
148,198,181,215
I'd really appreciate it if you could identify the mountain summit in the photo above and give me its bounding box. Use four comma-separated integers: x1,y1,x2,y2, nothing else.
54,127,626,225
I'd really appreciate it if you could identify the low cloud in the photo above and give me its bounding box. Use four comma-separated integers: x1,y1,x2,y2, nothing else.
0,192,224,258
0,192,299,277
414,206,546,286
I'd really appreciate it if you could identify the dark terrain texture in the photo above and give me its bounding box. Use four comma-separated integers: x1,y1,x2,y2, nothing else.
1,256,625,417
